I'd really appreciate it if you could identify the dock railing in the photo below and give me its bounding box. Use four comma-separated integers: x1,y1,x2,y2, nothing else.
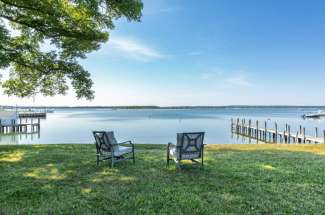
231,118,324,144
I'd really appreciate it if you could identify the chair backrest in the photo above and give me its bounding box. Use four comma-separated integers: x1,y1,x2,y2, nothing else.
177,132,205,158
93,131,117,154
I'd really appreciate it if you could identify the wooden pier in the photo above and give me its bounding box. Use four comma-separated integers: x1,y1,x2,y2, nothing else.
0,118,41,134
231,118,325,144
18,112,46,118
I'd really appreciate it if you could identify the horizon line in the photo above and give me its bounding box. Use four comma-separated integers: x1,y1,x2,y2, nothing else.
1,105,325,109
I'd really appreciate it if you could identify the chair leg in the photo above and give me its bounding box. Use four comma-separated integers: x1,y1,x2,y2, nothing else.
201,147,205,169
166,149,170,167
132,149,135,164
111,156,114,167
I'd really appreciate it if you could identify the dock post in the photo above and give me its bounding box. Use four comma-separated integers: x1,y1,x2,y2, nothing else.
236,118,239,134
323,130,325,144
288,125,291,143
256,120,259,142
241,119,245,135
37,118,40,133
299,125,302,134
248,120,252,137
275,122,278,143
315,127,318,138
14,119,16,132
303,128,306,143
243,119,246,135
264,121,267,142
10,120,13,133
231,118,234,133
296,132,299,143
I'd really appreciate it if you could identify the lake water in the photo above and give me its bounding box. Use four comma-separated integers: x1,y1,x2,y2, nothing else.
1,107,325,145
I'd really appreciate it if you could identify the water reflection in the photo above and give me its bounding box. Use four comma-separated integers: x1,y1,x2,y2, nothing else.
0,133,40,144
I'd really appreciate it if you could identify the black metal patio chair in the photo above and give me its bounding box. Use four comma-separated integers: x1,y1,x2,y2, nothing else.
93,131,135,167
167,132,205,169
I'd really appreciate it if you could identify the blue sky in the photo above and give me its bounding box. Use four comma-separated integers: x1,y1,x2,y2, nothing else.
1,0,325,106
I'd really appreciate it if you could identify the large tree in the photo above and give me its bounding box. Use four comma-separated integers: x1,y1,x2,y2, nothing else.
0,0,143,100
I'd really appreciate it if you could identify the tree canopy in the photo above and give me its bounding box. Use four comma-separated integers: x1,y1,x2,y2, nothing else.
0,0,143,99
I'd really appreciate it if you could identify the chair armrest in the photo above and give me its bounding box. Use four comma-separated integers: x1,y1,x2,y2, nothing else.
119,141,134,150
119,140,133,145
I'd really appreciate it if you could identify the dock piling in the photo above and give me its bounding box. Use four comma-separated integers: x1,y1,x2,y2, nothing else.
288,126,291,143
248,120,252,137
231,118,323,145
264,121,267,142
303,128,306,143
299,125,302,134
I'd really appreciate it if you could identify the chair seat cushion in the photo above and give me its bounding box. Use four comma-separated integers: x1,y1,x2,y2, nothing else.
169,147,201,160
113,146,133,157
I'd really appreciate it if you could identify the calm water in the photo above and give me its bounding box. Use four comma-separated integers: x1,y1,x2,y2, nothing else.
1,107,325,145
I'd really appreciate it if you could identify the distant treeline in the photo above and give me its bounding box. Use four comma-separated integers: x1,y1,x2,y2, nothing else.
1,105,325,109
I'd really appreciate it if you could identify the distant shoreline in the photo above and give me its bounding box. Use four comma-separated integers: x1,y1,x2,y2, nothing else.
1,105,325,109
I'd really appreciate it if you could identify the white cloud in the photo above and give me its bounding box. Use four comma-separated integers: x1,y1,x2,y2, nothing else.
225,74,252,87
108,36,165,61
198,68,253,88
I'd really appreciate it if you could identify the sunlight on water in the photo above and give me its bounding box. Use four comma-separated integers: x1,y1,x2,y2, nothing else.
1,107,325,145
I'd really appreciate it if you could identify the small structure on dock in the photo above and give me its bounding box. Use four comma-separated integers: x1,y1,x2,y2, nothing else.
231,118,325,144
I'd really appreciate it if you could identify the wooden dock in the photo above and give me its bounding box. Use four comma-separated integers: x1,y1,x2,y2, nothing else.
231,118,325,144
0,118,40,134
18,112,46,118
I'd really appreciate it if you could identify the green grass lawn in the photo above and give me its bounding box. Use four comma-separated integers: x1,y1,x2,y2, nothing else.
1,144,325,214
